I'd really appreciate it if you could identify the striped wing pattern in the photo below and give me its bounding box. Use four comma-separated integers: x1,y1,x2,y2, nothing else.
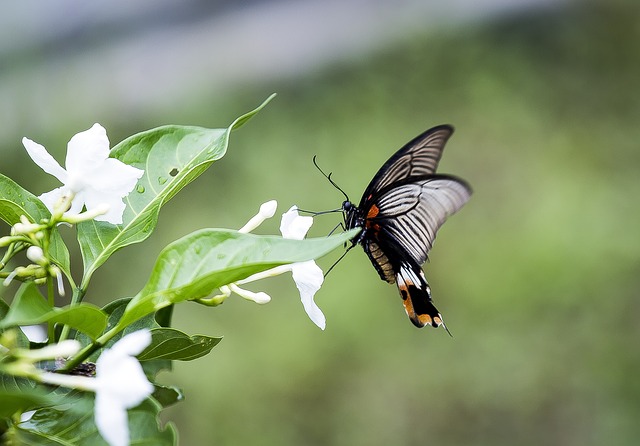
360,125,453,203
372,175,471,265
343,124,471,329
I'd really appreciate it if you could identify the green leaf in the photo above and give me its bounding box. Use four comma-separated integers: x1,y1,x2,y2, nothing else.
79,298,171,378
0,283,107,340
117,228,358,329
0,297,9,319
138,328,222,361
11,393,177,446
0,375,57,420
77,95,275,288
0,174,70,277
152,385,183,408
0,388,53,419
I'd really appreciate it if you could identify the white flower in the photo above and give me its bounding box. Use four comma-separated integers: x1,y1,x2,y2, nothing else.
279,206,326,330
208,200,278,305
39,330,154,446
22,124,144,225
212,202,326,329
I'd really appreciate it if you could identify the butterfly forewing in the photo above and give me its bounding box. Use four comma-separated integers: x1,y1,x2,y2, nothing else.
371,175,471,265
360,125,453,203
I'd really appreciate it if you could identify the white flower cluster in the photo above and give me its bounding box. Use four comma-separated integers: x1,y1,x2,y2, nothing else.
216,201,327,330
24,331,153,446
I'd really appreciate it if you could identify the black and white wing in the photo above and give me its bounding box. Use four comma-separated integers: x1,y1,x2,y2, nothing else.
360,125,454,204
370,175,472,266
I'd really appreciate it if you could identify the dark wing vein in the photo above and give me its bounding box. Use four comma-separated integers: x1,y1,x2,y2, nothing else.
360,125,454,205
372,175,471,265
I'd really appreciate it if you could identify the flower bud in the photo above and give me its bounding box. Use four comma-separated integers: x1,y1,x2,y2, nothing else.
259,200,278,219
238,200,278,233
229,284,271,304
26,246,46,264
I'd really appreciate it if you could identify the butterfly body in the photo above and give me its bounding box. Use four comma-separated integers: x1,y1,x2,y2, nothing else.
342,125,471,330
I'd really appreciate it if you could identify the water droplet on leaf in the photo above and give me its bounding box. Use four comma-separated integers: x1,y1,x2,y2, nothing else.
158,177,167,185
136,185,145,193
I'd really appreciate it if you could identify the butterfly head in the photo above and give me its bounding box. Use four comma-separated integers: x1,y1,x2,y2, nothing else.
341,200,353,212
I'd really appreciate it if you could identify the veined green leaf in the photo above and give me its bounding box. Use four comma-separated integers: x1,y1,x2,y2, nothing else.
0,283,107,340
77,298,171,378
138,328,221,361
0,388,54,419
11,393,177,446
77,95,275,288
117,228,358,329
0,174,70,277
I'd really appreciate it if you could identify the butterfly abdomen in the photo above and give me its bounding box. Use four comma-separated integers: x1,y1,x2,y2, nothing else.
396,262,447,330
363,239,396,283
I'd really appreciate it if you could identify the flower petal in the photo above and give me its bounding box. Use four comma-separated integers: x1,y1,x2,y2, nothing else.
103,329,152,358
95,330,153,407
74,158,144,225
22,137,67,183
20,325,47,343
65,123,110,175
38,187,68,214
87,158,144,192
280,206,313,240
96,354,153,408
95,393,129,446
291,260,326,330
83,189,126,224
81,158,143,224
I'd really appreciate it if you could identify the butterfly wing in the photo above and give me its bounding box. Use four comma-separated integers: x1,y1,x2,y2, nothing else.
396,260,447,329
360,175,470,329
360,125,454,204
361,237,448,329
367,175,472,266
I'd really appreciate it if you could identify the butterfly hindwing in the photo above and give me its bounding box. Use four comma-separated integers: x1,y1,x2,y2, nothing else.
396,260,447,330
366,175,471,265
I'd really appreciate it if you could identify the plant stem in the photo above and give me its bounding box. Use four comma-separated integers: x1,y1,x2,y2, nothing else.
47,278,55,343
58,287,86,342
59,325,119,372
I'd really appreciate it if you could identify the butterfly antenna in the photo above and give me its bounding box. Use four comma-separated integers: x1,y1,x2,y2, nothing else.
297,207,343,216
313,155,350,202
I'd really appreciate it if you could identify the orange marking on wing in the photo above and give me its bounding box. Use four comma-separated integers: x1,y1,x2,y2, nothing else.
366,204,379,219
402,291,414,314
417,314,434,327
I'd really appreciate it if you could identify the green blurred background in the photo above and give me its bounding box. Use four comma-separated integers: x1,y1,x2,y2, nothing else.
2,0,639,444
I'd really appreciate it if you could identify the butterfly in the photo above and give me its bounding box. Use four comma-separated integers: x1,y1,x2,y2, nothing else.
340,125,471,330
